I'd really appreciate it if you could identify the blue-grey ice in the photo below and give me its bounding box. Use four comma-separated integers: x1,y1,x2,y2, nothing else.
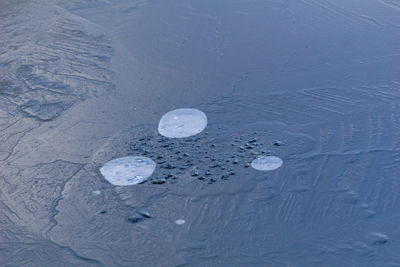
158,108,207,138
251,156,283,171
100,156,156,186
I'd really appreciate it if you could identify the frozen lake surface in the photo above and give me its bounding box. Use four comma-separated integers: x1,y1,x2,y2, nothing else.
0,0,399,266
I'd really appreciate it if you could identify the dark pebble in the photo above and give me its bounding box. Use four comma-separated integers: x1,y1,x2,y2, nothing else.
249,138,257,143
152,177,166,184
273,140,285,146
127,212,143,223
190,169,200,176
245,143,254,149
165,164,176,169
368,232,389,245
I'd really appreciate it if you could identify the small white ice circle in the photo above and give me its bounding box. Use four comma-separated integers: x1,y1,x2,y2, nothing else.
251,156,283,171
175,219,186,225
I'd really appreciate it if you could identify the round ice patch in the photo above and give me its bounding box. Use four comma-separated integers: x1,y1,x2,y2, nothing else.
158,108,207,138
251,156,283,171
175,219,186,225
100,156,156,186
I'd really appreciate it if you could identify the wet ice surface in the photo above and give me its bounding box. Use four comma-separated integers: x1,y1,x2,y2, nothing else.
100,156,156,186
251,156,283,171
1,0,400,266
158,108,207,138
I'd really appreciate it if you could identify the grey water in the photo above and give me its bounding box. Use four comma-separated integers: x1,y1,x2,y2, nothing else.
0,0,399,266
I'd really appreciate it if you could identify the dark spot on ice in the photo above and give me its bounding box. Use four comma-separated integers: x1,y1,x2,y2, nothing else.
273,140,285,146
127,212,143,223
151,177,166,184
190,169,200,176
367,232,389,245
249,138,257,143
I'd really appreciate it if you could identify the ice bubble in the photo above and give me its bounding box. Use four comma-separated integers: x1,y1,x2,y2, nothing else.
100,156,156,186
251,156,283,171
158,108,207,138
175,219,186,225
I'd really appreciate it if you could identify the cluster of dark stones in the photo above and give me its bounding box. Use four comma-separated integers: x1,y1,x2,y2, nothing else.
127,128,284,185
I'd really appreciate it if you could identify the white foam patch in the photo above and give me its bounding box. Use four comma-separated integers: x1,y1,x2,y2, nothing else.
100,156,156,186
158,108,207,138
251,156,283,171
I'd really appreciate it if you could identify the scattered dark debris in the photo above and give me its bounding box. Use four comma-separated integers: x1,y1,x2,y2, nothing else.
125,129,282,185
151,177,166,184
